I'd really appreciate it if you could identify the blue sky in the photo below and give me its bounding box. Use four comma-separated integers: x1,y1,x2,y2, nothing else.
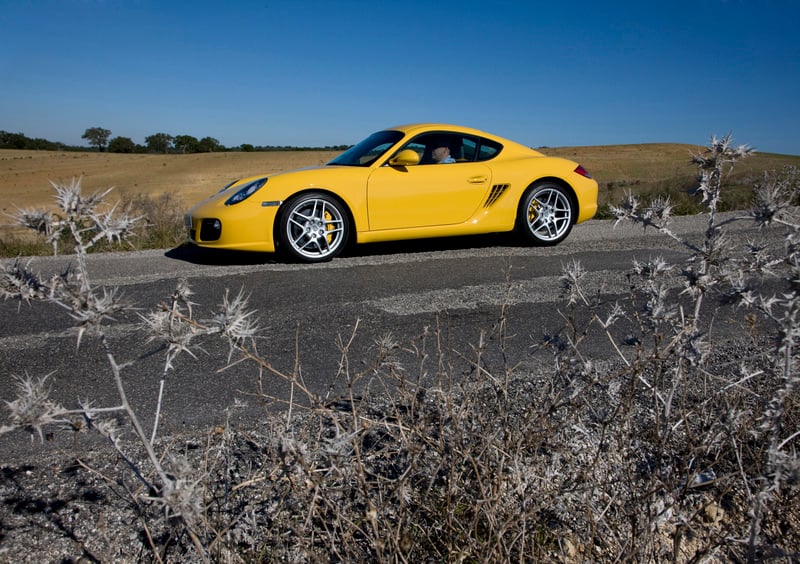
1,0,798,154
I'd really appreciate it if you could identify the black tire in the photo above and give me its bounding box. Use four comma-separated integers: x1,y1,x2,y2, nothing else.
517,182,575,245
277,192,350,262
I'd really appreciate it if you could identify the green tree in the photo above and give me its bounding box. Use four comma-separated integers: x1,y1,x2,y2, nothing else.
0,131,31,149
145,133,174,154
29,137,62,150
174,135,200,154
198,136,222,152
82,127,112,151
108,136,136,153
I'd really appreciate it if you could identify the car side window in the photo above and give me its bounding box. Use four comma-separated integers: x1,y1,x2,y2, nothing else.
461,137,477,161
410,133,464,165
391,133,503,165
476,138,502,161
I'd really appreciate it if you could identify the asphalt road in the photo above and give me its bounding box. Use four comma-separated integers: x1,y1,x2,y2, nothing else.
0,214,778,461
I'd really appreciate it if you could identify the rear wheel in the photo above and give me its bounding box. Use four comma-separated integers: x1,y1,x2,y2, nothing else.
517,182,574,245
278,192,349,262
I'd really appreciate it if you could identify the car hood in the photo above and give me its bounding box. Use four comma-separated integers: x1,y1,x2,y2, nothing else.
190,164,368,209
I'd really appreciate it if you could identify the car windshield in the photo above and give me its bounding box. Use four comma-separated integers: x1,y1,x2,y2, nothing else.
328,130,405,166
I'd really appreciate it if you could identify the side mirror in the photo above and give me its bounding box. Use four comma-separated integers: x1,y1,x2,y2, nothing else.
388,149,421,167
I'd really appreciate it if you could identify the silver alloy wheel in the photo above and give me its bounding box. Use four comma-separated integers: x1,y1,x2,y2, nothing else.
522,184,573,244
282,194,347,261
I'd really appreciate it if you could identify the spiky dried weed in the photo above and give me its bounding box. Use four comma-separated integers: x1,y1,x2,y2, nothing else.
1,139,799,562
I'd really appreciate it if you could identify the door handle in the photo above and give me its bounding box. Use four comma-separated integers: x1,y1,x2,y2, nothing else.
468,176,488,184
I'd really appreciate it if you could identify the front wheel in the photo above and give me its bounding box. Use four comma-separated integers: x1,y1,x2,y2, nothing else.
278,192,350,262
517,182,575,245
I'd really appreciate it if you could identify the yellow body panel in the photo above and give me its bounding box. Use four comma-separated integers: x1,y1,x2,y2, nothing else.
185,123,599,257
366,162,492,230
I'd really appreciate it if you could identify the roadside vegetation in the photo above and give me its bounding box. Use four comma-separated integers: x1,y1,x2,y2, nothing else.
1,188,188,256
1,133,798,561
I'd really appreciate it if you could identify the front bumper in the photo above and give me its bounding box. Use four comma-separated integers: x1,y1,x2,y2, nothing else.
184,205,279,253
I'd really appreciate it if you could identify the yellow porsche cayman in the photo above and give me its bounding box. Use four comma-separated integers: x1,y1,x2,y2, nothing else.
184,124,598,262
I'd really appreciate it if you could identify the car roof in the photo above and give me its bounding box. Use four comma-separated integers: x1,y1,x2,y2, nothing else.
385,123,491,137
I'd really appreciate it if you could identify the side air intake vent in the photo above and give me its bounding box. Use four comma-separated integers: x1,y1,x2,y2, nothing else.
484,184,510,208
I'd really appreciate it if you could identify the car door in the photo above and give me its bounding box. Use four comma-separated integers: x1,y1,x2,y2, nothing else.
366,161,492,231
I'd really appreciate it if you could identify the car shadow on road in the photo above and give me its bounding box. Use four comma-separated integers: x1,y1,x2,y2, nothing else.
164,244,280,265
347,232,524,258
165,233,525,265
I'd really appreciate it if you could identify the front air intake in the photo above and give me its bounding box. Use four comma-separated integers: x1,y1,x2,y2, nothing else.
200,218,222,241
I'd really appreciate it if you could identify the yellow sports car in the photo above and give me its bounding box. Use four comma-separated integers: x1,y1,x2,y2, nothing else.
184,124,598,262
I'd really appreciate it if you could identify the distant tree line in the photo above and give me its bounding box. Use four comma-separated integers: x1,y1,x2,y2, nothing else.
0,131,71,151
0,128,350,154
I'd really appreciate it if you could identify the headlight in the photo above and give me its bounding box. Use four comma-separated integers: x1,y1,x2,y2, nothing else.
225,178,268,206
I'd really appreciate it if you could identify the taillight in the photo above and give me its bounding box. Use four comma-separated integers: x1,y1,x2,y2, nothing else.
574,165,592,179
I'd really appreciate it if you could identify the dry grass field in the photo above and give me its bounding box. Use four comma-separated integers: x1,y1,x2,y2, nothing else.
545,142,800,180
0,149,339,251
0,149,339,213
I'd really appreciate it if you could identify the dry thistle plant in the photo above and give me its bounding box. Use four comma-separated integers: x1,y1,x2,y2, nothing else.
589,135,800,561
1,178,262,560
